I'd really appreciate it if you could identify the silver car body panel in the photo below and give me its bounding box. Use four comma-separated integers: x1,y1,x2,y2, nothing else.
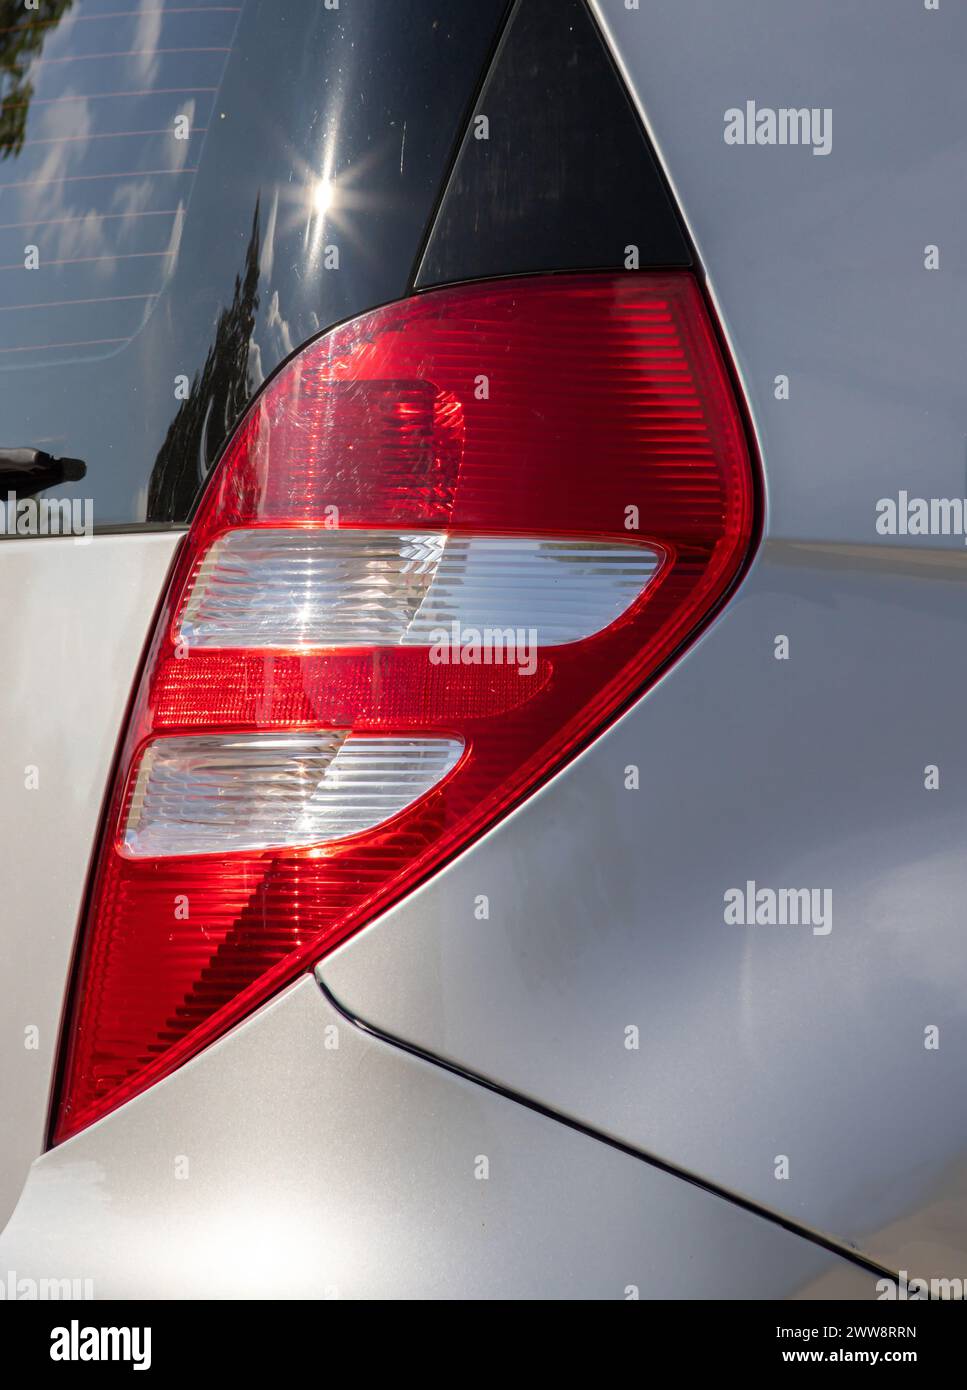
0,532,182,1230
3,0,964,1296
319,0,967,1278
0,979,877,1299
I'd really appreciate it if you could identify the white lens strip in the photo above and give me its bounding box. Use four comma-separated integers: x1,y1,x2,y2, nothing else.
178,529,661,649
122,733,463,858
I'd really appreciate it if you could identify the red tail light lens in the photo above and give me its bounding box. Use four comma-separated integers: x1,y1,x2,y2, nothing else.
53,273,755,1142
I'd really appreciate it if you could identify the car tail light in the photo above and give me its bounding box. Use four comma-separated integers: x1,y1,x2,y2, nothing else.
53,272,756,1142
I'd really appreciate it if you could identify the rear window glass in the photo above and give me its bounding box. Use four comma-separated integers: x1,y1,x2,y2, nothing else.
0,0,508,528
0,1,239,367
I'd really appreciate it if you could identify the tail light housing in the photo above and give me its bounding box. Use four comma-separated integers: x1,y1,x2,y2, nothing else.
53,272,756,1142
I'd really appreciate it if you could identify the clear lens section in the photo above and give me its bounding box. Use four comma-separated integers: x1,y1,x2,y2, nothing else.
178,529,662,649
123,733,463,858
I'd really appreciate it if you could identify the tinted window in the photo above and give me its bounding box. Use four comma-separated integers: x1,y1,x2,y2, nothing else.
0,0,508,528
417,0,689,289
0,1,239,368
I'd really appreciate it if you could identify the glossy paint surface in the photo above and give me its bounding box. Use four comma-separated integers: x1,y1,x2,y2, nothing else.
0,980,878,1299
4,0,966,1295
320,0,967,1276
0,531,182,1230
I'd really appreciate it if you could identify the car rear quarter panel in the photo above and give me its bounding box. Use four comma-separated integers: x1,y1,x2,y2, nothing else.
0,533,181,1229
318,0,967,1276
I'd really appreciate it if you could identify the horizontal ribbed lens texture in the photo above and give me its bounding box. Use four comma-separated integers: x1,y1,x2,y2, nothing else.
178,529,663,648
54,273,757,1143
124,734,464,857
180,531,444,648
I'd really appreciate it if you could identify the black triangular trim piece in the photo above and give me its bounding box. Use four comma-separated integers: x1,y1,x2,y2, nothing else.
415,0,690,288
